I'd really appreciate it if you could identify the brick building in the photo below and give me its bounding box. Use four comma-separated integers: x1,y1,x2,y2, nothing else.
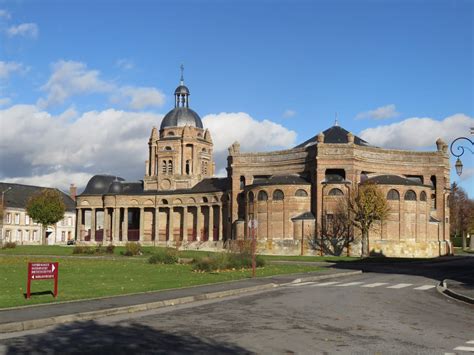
76,77,451,257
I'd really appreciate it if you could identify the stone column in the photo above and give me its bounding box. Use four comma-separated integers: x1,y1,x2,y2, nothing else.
76,208,82,241
196,206,202,241
123,207,128,242
209,205,214,241
139,207,145,242
103,208,109,243
154,207,159,242
90,208,96,242
168,207,174,242
183,206,188,241
150,145,156,176
113,208,120,242
217,206,223,241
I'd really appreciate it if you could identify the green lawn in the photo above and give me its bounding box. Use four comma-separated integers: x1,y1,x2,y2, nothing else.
0,255,322,309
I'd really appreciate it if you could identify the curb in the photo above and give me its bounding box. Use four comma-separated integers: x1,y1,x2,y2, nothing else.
0,270,362,334
436,280,474,305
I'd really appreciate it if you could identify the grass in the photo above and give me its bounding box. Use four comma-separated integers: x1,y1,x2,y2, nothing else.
0,255,322,309
454,247,474,255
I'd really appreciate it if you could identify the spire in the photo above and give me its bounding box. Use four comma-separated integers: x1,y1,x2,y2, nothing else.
334,112,339,127
174,64,190,108
180,64,184,85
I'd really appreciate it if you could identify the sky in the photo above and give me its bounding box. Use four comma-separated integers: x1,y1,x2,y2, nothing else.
0,0,473,196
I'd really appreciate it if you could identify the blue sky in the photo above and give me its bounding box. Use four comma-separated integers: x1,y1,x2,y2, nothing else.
0,0,473,196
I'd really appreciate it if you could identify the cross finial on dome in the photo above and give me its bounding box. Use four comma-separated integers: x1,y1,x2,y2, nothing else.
180,64,184,85
334,112,339,126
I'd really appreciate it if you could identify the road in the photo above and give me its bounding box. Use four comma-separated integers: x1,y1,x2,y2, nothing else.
1,259,473,354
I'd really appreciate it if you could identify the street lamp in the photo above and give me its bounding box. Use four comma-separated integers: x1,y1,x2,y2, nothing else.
449,134,473,176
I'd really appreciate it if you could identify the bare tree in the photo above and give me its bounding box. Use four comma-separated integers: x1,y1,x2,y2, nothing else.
450,183,472,250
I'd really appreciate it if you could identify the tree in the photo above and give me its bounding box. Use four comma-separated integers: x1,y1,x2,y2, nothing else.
348,182,389,257
449,183,472,250
26,189,65,245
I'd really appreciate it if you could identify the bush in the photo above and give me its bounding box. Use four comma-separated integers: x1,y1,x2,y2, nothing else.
123,242,142,256
1,242,17,249
105,244,115,254
148,248,179,264
72,245,95,254
192,251,265,272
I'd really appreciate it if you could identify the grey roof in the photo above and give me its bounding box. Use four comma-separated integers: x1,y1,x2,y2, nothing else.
291,212,315,221
160,107,203,130
366,175,430,187
248,175,310,188
0,182,75,212
82,175,125,195
295,125,370,148
174,85,190,95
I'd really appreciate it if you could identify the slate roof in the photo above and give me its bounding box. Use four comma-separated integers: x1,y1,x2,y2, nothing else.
248,175,310,188
294,125,370,149
0,182,75,212
291,212,315,221
366,175,431,187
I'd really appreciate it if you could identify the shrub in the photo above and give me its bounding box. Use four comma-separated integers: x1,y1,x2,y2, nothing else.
105,244,115,254
123,242,142,256
192,250,265,272
1,242,17,249
148,248,179,264
72,245,95,254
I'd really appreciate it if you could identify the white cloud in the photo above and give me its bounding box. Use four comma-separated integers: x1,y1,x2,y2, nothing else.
356,104,399,120
359,113,474,149
38,60,165,110
118,86,165,110
0,10,11,19
203,112,297,171
0,61,25,80
38,60,114,107
283,109,296,118
0,97,11,106
0,104,163,191
116,58,134,70
7,22,38,38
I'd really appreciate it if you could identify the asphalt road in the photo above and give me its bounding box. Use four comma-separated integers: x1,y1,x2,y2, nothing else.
1,258,473,354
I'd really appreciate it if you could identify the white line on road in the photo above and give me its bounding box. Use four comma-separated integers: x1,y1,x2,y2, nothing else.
290,282,316,287
387,283,413,289
453,346,474,352
466,340,474,344
310,281,341,286
413,285,436,290
361,282,388,288
336,282,364,287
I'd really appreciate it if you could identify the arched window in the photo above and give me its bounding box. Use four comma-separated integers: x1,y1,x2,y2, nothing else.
186,160,190,175
164,146,172,151
240,176,246,189
202,197,208,203
168,160,173,174
168,131,175,136
162,160,167,174
387,189,400,200
328,188,344,196
295,189,308,197
257,191,268,201
273,190,284,200
161,199,168,205
248,191,254,202
420,191,427,201
404,190,417,201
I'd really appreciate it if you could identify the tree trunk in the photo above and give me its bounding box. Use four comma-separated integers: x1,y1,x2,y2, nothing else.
462,230,467,250
42,225,47,245
361,229,369,257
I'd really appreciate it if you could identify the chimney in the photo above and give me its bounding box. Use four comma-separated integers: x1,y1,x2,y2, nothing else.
69,184,77,201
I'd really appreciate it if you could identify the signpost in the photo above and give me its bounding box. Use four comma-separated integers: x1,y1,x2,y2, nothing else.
249,219,258,278
27,262,59,299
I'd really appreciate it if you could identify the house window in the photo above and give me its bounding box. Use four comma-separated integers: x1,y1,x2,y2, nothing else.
162,160,167,174
68,217,73,226
61,231,66,241
17,230,22,241
168,160,173,174
6,213,11,224
33,230,38,241
25,230,30,240
240,176,246,189
295,189,308,197
328,188,344,196
15,213,20,224
420,191,427,202
5,230,11,240
25,215,30,225
186,160,190,175
387,189,400,200
273,190,284,201
404,190,417,201
325,169,346,182
257,191,268,201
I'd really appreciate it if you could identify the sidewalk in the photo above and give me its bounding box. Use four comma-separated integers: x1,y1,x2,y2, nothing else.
0,268,361,333
439,279,474,305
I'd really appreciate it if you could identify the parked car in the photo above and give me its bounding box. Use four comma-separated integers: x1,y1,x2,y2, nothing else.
67,239,76,245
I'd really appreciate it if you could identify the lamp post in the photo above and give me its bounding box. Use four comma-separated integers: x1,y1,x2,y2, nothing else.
449,130,474,176
0,187,13,245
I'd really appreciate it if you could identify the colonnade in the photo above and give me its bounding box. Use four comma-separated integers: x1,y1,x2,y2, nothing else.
76,204,224,244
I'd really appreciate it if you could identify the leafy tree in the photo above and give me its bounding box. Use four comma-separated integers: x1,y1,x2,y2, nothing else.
348,182,390,257
449,183,473,249
26,189,65,245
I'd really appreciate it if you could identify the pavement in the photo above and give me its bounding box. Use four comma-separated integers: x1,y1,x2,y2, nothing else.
0,268,361,333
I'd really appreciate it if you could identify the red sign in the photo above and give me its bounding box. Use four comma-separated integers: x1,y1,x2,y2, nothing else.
27,262,59,299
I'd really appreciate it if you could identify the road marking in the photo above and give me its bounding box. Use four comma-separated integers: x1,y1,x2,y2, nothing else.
453,346,474,352
361,282,388,288
387,283,413,289
466,341,474,344
291,282,316,287
413,285,436,290
336,282,364,287
310,281,341,286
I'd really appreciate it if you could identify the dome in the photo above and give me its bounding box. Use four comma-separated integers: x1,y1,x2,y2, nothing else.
108,180,123,194
83,175,125,195
174,85,190,95
160,107,203,129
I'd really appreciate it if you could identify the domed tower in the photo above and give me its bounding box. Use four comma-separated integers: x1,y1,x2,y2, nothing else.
144,66,215,191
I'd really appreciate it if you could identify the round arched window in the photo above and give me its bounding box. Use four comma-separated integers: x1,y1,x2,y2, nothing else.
295,189,308,197
328,188,344,196
420,191,427,202
257,191,268,201
273,190,284,200
387,189,400,200
404,190,417,201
